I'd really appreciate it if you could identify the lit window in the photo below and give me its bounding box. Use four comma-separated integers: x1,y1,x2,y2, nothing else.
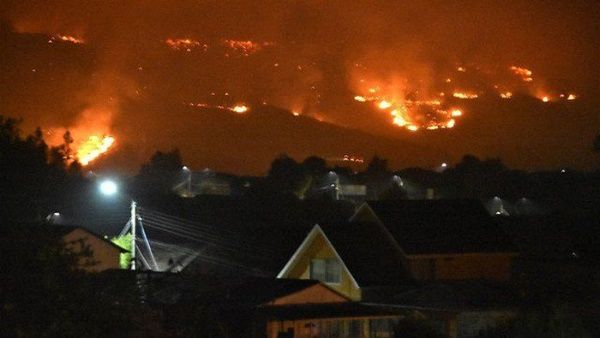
310,258,341,283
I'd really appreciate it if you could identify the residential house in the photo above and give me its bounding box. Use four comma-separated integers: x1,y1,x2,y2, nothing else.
277,223,411,301
350,200,517,281
276,200,519,337
57,225,125,272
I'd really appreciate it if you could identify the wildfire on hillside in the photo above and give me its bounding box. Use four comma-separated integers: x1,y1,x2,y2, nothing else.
76,135,115,166
165,38,206,52
222,39,272,56
510,66,534,82
48,34,85,44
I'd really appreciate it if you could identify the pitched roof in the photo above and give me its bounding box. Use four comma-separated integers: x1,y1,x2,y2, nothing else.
390,280,520,311
497,215,600,263
51,224,128,252
200,277,336,306
98,271,344,307
358,200,515,255
320,222,413,287
279,223,413,287
154,197,353,275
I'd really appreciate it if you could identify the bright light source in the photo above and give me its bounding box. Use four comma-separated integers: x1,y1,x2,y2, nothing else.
99,180,118,196
441,163,448,168
182,166,189,171
378,100,392,109
450,109,463,117
53,212,60,216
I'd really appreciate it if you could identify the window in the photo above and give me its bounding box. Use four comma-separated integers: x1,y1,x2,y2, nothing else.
310,258,341,283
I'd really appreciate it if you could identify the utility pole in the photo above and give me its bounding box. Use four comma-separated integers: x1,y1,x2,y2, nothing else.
130,200,137,270
187,171,192,197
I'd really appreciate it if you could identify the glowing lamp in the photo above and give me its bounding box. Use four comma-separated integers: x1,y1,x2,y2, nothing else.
99,180,118,196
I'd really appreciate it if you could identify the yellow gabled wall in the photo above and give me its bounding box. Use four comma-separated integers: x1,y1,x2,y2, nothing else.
62,228,122,272
284,231,362,301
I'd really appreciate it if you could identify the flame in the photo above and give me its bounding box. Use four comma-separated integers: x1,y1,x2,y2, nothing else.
567,94,577,101
352,84,463,131
452,92,478,99
343,155,365,163
500,92,513,99
222,39,271,56
49,35,85,44
378,100,392,109
541,96,550,102
510,66,533,82
392,112,408,127
165,38,205,52
231,105,249,113
77,135,115,166
451,109,463,117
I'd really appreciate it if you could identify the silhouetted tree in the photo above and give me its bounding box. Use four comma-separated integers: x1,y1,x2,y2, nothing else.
366,155,391,177
302,156,327,176
446,155,507,199
365,155,393,199
267,154,308,198
133,149,183,196
0,116,83,221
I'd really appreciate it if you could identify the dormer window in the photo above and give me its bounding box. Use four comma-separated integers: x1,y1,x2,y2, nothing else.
310,258,341,284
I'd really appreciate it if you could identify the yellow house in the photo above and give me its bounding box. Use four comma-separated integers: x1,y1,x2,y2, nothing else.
277,223,411,301
59,226,125,272
274,200,519,338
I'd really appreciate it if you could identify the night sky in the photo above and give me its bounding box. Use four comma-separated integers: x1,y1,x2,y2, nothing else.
1,0,598,174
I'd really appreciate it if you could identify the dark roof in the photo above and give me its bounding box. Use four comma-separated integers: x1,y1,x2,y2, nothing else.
199,277,327,306
96,271,334,307
257,302,416,320
320,222,413,287
50,224,128,252
362,200,516,255
389,280,520,312
497,215,600,262
159,197,353,276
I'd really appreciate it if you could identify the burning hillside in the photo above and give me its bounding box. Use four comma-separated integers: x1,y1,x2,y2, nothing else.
1,0,597,172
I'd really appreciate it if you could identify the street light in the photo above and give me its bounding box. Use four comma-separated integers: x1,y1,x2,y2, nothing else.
98,179,137,270
182,166,192,197
99,180,118,196
45,212,61,223
327,171,340,200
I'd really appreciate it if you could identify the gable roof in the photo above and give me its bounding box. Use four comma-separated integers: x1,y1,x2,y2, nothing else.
355,200,516,255
52,225,128,253
277,224,360,289
278,223,413,287
101,271,348,307
321,222,413,287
